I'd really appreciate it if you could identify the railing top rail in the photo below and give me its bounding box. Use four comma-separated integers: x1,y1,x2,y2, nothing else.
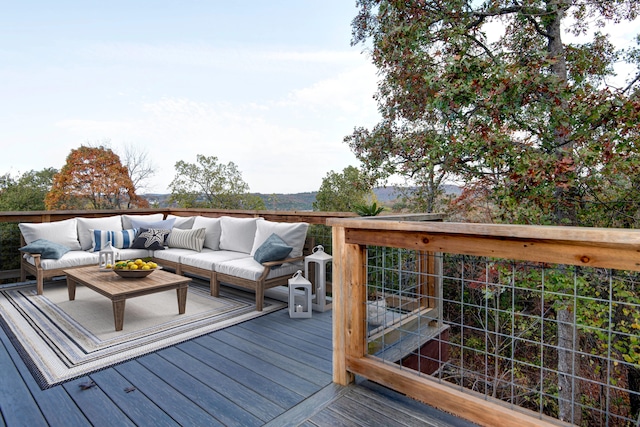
328,217,640,248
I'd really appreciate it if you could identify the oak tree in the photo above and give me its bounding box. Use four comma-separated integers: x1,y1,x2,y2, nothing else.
45,146,148,210
313,166,375,212
169,155,265,210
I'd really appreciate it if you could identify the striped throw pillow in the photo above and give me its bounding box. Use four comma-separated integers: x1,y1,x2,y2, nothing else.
166,228,206,252
91,229,138,251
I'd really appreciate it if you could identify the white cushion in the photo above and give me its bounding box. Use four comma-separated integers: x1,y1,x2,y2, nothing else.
192,216,222,250
214,257,302,281
219,216,262,254
121,213,164,229
166,228,206,252
181,249,249,270
19,219,82,251
250,220,308,258
116,248,154,260
23,250,98,270
76,216,122,250
152,248,193,263
166,214,196,229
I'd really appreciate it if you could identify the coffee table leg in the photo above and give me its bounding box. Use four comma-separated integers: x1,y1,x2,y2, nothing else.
112,297,126,331
177,285,188,315
67,277,77,301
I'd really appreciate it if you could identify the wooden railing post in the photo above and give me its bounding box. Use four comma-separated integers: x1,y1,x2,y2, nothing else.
332,225,367,385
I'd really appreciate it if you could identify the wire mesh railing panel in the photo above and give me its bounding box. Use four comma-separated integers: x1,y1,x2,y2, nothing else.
364,249,640,426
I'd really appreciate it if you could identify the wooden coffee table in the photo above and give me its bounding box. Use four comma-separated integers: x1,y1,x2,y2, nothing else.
64,266,191,331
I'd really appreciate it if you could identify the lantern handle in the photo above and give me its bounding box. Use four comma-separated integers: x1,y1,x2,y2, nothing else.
312,245,324,254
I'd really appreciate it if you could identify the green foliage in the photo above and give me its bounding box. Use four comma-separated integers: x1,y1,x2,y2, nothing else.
313,166,374,212
0,168,56,211
349,0,640,226
353,201,384,216
0,168,58,274
169,154,265,210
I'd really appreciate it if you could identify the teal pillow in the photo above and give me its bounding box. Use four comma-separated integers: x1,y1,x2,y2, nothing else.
253,233,293,265
20,239,70,260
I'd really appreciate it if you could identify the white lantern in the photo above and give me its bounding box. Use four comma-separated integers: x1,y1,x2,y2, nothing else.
304,245,332,312
288,270,312,318
99,242,117,269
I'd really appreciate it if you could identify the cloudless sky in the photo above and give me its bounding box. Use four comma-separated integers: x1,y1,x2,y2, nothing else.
1,1,380,194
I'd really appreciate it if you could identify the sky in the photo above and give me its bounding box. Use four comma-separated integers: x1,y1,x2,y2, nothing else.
1,3,638,196
0,1,380,194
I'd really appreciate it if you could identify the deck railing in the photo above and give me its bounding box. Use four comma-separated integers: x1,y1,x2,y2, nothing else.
329,218,640,427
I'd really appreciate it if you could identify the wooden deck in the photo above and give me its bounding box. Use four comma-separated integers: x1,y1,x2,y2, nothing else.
0,282,476,427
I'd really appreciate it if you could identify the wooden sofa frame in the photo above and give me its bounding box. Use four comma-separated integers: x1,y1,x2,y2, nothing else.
156,237,315,311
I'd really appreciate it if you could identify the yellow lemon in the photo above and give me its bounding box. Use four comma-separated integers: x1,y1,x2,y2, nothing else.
129,264,139,270
141,265,150,270
135,259,144,265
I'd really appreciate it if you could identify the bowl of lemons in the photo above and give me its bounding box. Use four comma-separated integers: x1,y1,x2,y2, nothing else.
112,259,160,278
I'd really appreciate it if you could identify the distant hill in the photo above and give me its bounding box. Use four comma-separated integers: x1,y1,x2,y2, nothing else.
143,185,461,211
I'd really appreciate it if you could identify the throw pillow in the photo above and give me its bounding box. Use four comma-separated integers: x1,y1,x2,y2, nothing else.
250,220,309,258
130,228,171,251
219,216,263,253
130,217,176,232
20,239,71,260
122,213,164,229
193,216,222,250
166,228,206,252
91,229,138,251
18,218,82,251
76,216,123,250
253,233,293,264
166,215,196,230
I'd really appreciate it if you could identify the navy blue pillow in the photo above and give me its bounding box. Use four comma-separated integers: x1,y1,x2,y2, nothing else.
253,233,293,264
20,239,70,260
131,228,170,251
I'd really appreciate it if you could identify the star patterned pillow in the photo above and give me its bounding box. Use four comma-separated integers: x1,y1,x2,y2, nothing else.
131,228,171,251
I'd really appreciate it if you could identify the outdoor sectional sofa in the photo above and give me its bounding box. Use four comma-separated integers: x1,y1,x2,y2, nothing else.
19,213,310,311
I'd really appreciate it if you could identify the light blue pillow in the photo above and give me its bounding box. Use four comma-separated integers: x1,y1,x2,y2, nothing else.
20,239,70,260
130,217,176,230
253,233,293,265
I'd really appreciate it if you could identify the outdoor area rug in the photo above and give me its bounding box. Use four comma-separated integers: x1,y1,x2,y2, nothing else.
0,281,285,389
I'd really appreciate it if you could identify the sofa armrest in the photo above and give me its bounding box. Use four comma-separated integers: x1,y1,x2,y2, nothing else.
19,250,42,268
261,255,304,269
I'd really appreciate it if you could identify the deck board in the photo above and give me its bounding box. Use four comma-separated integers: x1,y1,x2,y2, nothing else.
0,282,477,427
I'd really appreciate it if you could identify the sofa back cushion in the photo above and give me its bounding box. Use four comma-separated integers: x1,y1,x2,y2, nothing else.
19,218,82,251
250,220,309,259
193,216,222,250
76,216,123,250
219,216,262,254
166,214,196,230
122,213,164,230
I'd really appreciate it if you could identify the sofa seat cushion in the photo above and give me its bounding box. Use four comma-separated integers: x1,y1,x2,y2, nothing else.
23,251,98,270
214,257,302,281
181,249,250,270
152,248,195,264
116,248,155,260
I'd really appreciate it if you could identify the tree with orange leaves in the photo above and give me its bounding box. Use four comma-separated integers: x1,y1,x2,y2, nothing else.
45,145,149,210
